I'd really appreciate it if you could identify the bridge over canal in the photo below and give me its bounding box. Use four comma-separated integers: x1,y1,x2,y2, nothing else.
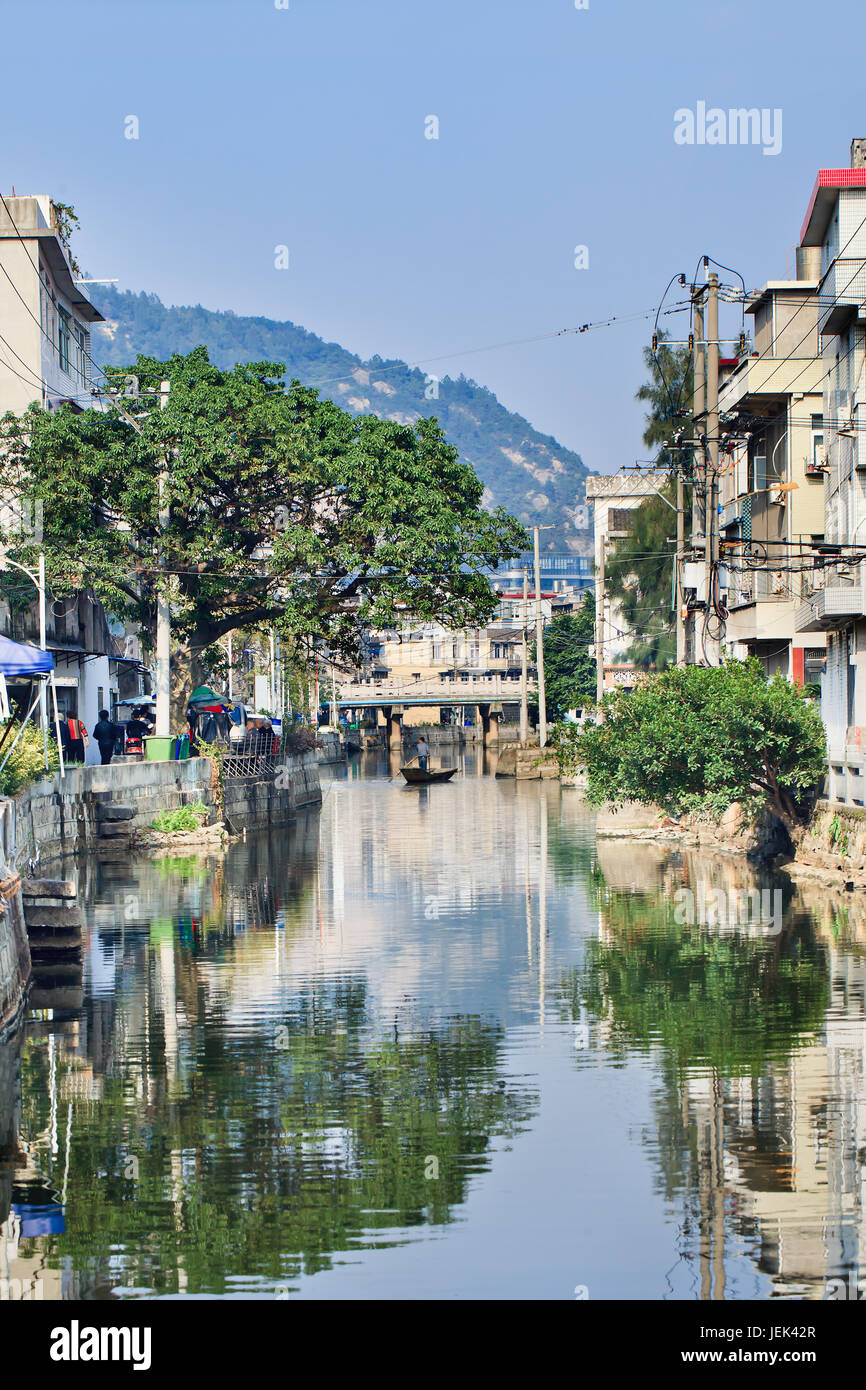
334,675,536,745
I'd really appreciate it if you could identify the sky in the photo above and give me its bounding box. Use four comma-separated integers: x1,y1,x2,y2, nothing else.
1,0,864,475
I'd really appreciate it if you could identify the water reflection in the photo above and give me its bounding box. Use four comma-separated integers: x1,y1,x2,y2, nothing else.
0,760,864,1299
559,842,866,1299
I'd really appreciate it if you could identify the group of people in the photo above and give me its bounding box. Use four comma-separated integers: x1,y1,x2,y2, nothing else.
52,702,280,768
239,710,279,756
53,704,155,766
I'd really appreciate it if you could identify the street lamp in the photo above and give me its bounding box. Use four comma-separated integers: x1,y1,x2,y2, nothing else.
533,525,555,747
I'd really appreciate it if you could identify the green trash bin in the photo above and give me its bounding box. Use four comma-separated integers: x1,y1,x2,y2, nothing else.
144,735,174,762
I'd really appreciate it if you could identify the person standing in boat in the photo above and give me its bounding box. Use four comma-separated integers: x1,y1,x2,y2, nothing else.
416,735,429,772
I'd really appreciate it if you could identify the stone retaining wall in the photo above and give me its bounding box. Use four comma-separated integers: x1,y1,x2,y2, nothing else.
4,752,321,869
0,802,29,1039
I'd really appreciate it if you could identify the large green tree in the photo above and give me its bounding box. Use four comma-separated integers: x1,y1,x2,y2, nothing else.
534,593,596,720
550,659,826,823
1,349,527,711
605,332,694,670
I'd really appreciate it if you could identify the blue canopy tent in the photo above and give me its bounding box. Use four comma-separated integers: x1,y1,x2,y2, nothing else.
0,634,53,677
0,635,62,780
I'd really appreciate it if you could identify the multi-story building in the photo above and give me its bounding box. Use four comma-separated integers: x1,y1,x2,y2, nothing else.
0,194,148,755
492,552,593,599
717,275,826,684
0,195,102,414
794,142,866,804
352,608,543,730
586,470,668,694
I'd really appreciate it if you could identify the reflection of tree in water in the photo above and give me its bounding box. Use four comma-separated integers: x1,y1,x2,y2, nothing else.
566,891,828,1077
17,978,535,1295
560,886,833,1298
0,1024,23,1231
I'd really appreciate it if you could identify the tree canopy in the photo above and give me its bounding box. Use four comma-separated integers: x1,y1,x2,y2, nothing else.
533,593,596,720
550,659,826,822
1,348,528,707
604,333,695,669
89,285,591,552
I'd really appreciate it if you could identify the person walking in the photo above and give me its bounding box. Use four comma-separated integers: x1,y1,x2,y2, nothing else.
65,713,89,765
416,735,429,772
53,713,73,762
93,709,119,766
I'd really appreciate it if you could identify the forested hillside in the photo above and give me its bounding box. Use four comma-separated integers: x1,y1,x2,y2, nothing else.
91,287,591,554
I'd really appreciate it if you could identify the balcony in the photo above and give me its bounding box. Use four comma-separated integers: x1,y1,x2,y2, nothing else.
718,354,824,412
818,258,866,336
794,586,866,632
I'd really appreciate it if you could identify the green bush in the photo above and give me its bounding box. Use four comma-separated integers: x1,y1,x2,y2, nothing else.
0,720,59,796
550,658,826,823
151,802,210,833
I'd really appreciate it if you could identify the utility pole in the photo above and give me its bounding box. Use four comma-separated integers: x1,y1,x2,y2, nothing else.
596,537,606,705
520,567,529,741
37,552,48,761
155,379,172,737
330,659,338,729
675,470,685,665
691,287,706,667
705,272,720,665
227,632,234,702
533,527,547,747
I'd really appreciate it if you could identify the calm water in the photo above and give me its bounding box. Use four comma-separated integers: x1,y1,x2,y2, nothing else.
2,748,865,1300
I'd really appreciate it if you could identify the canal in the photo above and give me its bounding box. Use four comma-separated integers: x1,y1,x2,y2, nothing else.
1,750,864,1300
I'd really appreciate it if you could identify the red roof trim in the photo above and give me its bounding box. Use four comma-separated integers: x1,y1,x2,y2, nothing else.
800,168,866,245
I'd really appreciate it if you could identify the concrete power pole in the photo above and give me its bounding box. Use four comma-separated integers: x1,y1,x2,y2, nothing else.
691,289,706,667
705,272,721,665
520,567,529,741
155,379,172,737
596,537,605,705
675,471,685,665
533,527,548,747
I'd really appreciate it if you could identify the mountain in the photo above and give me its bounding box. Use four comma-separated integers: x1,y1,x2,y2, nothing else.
90,286,591,554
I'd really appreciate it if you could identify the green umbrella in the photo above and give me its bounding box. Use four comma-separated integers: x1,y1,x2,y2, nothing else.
189,685,224,705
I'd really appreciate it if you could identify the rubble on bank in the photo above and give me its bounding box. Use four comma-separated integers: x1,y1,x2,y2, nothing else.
592,794,866,888
495,740,561,780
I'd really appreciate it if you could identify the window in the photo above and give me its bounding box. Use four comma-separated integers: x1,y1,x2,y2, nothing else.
57,306,71,374
97,687,104,712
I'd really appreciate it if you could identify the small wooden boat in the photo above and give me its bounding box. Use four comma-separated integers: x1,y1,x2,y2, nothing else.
400,764,457,784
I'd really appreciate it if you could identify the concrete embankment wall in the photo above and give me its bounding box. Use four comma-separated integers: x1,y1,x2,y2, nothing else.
793,801,866,884
0,751,321,1025
4,752,322,869
402,725,476,747
0,802,29,1039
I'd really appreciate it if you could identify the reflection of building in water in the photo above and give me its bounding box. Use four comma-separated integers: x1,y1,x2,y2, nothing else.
0,1027,76,1300
680,955,866,1300
593,846,866,1299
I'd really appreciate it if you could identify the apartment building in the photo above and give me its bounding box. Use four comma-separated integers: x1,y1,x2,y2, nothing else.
586,470,667,694
717,275,826,685
357,608,544,728
0,194,102,414
0,194,148,755
793,143,866,804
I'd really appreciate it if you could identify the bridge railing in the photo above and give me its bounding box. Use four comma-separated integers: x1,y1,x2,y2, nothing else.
344,674,535,701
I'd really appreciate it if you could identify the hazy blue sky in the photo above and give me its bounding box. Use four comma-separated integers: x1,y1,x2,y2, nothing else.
2,0,864,474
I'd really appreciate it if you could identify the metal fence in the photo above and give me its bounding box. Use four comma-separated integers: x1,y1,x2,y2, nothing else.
221,753,280,780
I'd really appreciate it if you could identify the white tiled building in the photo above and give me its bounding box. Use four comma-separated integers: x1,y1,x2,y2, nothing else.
794,146,866,804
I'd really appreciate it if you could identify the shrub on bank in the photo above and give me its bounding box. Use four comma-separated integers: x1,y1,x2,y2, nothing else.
550,658,826,823
151,802,210,832
283,726,323,755
0,721,59,796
